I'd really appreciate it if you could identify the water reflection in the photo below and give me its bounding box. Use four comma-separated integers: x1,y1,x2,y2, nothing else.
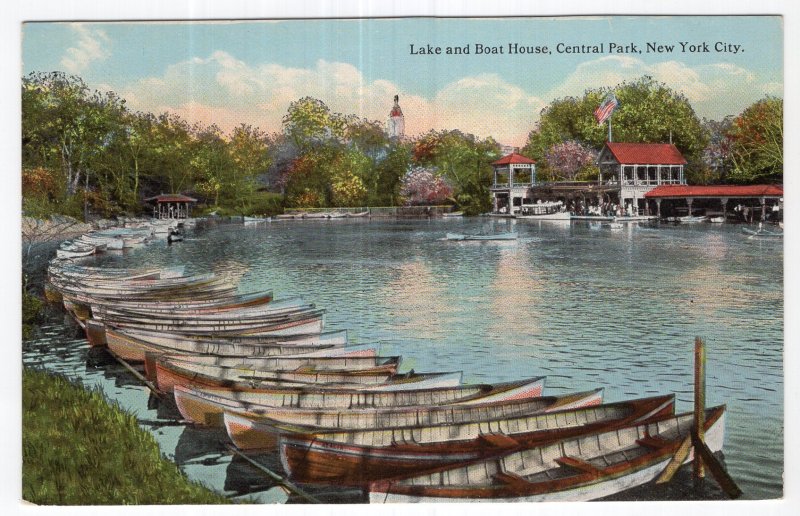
24,219,783,501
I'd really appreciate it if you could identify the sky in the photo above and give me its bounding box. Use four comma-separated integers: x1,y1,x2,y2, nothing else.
21,17,782,147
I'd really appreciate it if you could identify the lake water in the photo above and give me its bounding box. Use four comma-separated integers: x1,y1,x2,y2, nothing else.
22,217,784,502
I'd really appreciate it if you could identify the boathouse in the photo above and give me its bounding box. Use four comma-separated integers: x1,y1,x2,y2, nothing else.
490,153,537,215
644,184,783,221
596,142,687,213
145,194,197,220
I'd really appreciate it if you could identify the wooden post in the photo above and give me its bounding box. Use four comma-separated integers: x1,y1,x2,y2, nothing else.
694,336,706,481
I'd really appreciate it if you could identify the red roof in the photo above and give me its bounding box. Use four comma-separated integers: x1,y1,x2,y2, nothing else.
645,184,783,198
492,153,536,166
145,194,198,203
604,143,687,165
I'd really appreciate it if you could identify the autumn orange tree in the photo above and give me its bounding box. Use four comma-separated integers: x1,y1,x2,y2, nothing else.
726,97,783,184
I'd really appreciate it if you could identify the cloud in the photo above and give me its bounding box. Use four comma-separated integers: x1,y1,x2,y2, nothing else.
60,24,111,74
546,55,780,120
117,50,780,148
120,52,543,146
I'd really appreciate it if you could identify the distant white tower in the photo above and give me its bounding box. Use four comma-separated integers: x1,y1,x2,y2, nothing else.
387,94,405,139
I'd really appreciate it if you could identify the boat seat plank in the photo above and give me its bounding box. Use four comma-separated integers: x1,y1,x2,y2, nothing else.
555,456,604,475
493,470,531,490
636,436,669,449
478,433,519,448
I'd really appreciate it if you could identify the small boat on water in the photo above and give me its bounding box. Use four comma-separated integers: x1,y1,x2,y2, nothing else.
56,241,98,259
368,405,726,503
678,215,707,223
275,393,679,486
347,211,370,218
442,211,464,218
151,353,461,394
708,216,725,223
243,216,270,223
173,377,545,427
516,201,570,221
446,232,518,241
742,225,783,239
102,325,359,362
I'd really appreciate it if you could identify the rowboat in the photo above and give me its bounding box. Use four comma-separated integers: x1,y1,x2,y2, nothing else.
442,211,463,218
56,242,97,259
150,355,460,394
243,216,270,223
80,290,275,314
231,387,598,456
160,353,400,373
100,308,326,336
275,394,677,486
678,215,707,223
78,234,125,250
445,232,517,241
101,326,351,361
347,211,370,218
93,296,309,320
368,405,725,503
173,377,545,427
708,216,725,223
742,226,783,239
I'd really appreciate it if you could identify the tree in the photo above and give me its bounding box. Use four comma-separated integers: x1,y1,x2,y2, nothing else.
400,167,454,206
282,97,346,152
543,140,597,181
412,130,499,214
228,124,272,211
524,76,708,172
727,97,783,184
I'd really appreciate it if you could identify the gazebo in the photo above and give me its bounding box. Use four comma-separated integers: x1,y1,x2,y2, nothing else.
145,194,197,220
490,153,537,215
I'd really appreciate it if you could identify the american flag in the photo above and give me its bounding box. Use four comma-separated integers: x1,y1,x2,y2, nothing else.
594,93,619,125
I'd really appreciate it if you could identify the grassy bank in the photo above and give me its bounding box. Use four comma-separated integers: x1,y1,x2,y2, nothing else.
22,367,230,505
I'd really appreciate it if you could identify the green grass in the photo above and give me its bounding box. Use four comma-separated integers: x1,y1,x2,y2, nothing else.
22,367,230,505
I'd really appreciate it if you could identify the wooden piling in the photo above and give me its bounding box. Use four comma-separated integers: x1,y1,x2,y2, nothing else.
693,336,706,480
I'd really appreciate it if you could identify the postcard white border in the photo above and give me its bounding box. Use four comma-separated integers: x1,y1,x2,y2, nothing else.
4,2,797,516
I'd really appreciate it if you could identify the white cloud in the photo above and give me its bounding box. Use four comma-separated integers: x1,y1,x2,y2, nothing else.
120,52,543,146
117,51,780,148
60,24,111,74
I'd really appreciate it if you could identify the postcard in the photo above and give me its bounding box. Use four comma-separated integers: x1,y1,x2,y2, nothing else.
17,6,788,511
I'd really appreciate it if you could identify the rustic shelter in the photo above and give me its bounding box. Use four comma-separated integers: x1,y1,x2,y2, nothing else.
145,194,197,220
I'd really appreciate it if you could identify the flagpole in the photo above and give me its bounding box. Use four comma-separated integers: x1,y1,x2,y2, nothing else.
608,118,612,142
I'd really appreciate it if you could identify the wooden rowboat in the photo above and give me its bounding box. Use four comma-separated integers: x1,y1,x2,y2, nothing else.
103,309,326,337
445,232,517,241
268,389,620,485
173,377,545,427
101,326,351,361
367,405,725,503
150,356,460,394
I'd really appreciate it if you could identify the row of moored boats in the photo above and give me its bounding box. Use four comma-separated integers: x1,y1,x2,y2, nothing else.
45,223,727,503
56,219,189,259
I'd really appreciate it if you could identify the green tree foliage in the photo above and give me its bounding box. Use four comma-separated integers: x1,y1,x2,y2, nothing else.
412,130,499,214
523,76,708,178
726,97,783,184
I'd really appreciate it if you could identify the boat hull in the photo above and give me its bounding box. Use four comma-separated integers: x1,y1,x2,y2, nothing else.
368,408,725,503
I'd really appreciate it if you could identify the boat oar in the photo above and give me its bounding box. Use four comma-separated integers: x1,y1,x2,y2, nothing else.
656,337,742,499
692,433,742,499
655,434,691,484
